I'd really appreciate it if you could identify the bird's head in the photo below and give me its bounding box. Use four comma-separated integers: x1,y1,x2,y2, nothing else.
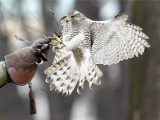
68,10,85,22
59,10,86,27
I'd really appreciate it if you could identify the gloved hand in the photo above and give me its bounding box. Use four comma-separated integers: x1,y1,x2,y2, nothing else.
3,37,53,85
31,37,53,63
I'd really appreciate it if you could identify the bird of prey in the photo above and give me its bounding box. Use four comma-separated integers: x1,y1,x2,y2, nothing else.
44,10,150,96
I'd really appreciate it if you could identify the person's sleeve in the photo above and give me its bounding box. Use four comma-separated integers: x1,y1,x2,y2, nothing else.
0,61,10,87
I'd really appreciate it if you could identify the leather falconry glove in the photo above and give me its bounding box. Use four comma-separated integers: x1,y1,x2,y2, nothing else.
0,37,53,86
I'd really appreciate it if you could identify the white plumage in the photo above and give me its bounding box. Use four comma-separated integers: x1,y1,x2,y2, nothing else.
44,10,150,96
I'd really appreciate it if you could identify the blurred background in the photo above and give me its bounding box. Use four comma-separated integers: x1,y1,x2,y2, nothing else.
0,0,158,120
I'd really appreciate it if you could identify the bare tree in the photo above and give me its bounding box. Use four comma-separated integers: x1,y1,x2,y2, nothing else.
129,1,159,120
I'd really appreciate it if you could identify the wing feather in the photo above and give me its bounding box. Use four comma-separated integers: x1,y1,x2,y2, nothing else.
91,14,150,65
45,51,80,96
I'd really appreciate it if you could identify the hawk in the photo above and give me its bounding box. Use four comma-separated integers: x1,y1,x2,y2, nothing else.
44,10,150,96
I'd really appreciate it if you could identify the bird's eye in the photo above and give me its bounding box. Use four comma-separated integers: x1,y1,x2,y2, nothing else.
71,15,75,18
72,13,81,19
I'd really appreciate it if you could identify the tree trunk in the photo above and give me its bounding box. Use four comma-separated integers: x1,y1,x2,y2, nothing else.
129,1,160,120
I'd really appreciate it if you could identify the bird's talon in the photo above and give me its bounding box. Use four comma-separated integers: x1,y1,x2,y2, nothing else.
52,34,65,46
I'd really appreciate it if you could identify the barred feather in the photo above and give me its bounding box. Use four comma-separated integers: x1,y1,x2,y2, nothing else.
45,11,150,96
91,13,150,65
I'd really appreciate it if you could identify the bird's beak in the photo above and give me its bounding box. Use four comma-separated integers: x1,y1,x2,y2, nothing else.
66,16,72,22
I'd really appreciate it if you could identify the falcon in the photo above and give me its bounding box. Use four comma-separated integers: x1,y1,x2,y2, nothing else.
44,10,150,96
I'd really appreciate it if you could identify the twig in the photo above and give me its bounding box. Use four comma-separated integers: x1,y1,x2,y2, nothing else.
48,7,62,37
15,35,32,44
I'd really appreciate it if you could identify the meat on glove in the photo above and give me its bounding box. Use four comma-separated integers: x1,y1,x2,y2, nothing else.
0,37,53,87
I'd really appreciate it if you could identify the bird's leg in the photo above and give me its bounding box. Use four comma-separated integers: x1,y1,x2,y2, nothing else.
52,34,65,49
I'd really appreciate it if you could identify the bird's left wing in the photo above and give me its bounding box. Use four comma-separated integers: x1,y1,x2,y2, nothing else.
91,14,150,65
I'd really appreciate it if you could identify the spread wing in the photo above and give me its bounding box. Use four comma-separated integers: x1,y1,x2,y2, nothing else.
91,14,150,65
